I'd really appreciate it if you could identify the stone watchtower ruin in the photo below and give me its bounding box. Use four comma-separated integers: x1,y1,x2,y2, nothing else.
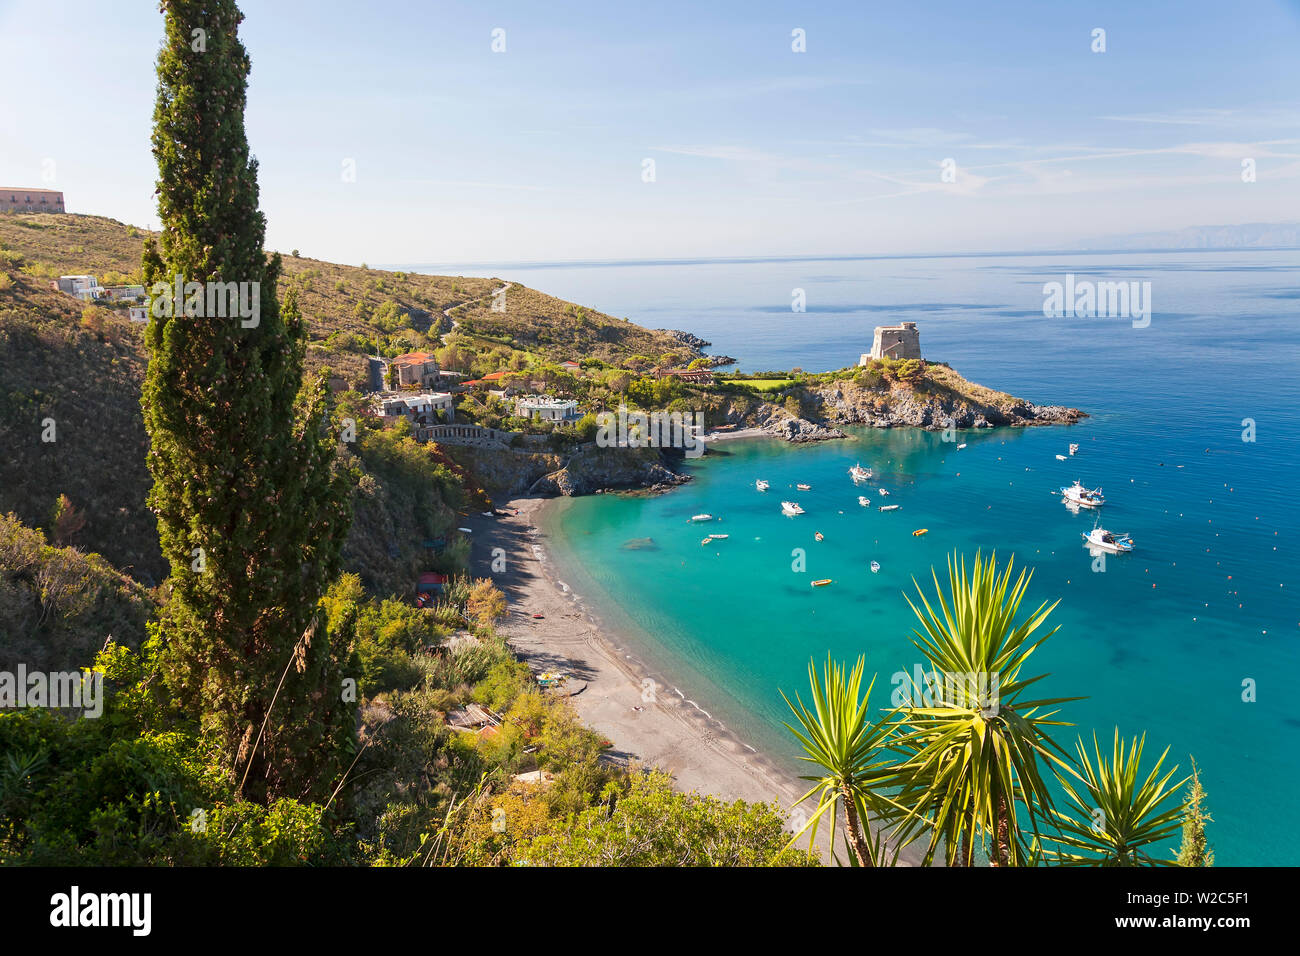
859,322,921,365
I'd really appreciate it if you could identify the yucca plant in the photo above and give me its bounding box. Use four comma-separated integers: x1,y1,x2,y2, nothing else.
1044,730,1188,866
782,655,900,866
888,551,1080,866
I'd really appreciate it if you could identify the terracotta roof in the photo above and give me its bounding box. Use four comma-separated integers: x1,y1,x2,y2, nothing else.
482,371,507,381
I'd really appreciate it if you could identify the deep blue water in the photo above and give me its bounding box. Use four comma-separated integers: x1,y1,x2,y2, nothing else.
419,250,1300,865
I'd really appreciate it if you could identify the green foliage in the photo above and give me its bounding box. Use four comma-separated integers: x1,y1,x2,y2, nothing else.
1176,759,1214,866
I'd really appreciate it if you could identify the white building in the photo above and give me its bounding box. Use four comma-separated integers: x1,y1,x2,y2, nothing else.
128,305,148,323
57,275,99,301
377,391,454,424
515,394,579,422
102,284,147,303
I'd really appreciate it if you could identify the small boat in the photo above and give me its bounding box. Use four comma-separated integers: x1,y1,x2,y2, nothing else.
811,579,833,587
700,537,713,546
1060,480,1104,508
690,513,714,522
814,532,824,541
877,488,890,496
1069,443,1079,456
781,501,805,516
912,528,928,537
957,443,967,450
755,479,770,492
870,560,880,573
796,483,812,491
708,533,729,540
879,504,900,512
848,463,873,482
858,495,871,507
457,527,473,533
1055,454,1067,461
1082,524,1134,553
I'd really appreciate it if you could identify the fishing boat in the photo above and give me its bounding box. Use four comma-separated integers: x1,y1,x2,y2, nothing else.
708,533,729,540
1055,454,1067,460
689,513,714,522
877,488,890,496
781,501,805,516
1069,443,1080,456
811,578,833,587
879,504,900,512
796,483,812,491
858,495,871,507
913,528,928,537
755,479,770,492
1082,524,1134,553
848,463,873,482
1060,480,1104,508
814,532,824,541
870,560,880,573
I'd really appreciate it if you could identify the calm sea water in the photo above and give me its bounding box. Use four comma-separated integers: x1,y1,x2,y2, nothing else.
420,250,1300,865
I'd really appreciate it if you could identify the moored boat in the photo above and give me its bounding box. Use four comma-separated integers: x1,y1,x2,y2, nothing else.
1082,524,1133,553
811,578,833,587
708,533,728,540
870,560,880,573
1055,454,1067,460
848,463,873,482
781,501,805,516
814,532,824,541
912,528,928,536
877,488,890,496
879,504,900,512
755,479,770,492
1060,480,1104,508
796,483,811,491
858,495,871,507
1069,443,1080,456
690,513,714,522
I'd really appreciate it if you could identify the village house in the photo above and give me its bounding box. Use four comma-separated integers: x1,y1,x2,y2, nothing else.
2,187,65,214
375,391,455,425
57,275,99,301
128,305,148,323
651,366,715,384
101,284,147,303
388,351,440,388
515,394,579,422
560,360,582,374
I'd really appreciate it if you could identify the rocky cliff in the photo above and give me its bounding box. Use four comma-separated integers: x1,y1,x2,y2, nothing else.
443,441,687,499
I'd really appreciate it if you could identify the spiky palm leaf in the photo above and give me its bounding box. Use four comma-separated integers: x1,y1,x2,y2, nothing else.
887,551,1081,866
1044,729,1188,866
782,655,901,866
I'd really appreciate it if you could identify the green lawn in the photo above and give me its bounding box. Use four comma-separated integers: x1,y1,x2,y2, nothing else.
721,378,795,392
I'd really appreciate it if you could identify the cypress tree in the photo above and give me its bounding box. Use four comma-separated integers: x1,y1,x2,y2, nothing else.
141,0,354,804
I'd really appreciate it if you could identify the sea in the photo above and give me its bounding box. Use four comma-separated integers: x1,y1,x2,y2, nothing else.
407,250,1300,865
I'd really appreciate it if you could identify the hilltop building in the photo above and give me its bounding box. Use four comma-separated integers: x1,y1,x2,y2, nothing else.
860,322,921,364
515,394,579,422
375,391,455,425
3,188,65,214
57,275,99,301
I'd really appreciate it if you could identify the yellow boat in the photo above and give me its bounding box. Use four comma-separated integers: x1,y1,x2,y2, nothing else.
912,528,928,537
811,578,833,587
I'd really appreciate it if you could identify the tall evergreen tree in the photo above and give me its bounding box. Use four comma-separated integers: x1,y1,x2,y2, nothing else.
141,0,354,804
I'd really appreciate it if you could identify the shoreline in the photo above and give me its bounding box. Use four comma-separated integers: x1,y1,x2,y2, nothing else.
462,494,832,856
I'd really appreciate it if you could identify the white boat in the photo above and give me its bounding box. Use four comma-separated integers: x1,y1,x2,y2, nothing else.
1069,443,1080,456
879,504,900,512
1082,524,1133,553
690,513,714,522
755,479,770,492
708,533,729,540
848,463,873,482
858,495,871,507
877,488,890,496
1060,480,1104,508
1055,454,1067,461
781,501,805,516
796,483,811,491
870,560,881,573
957,443,967,450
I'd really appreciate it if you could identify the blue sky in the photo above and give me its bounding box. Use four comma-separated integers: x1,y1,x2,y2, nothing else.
2,0,1298,265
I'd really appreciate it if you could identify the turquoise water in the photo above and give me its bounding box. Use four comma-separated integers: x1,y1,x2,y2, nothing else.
437,249,1300,864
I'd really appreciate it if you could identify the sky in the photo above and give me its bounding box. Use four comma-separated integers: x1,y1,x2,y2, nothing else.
2,0,1299,266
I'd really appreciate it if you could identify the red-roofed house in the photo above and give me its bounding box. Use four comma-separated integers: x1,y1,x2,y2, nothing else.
390,351,439,387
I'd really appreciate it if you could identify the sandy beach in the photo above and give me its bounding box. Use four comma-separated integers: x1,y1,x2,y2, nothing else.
460,494,823,844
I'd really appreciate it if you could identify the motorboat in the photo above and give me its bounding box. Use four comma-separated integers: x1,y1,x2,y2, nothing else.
957,443,967,450
781,501,805,516
796,483,812,491
811,579,833,587
700,537,713,546
755,479,770,492
1055,454,1067,461
690,513,714,522
858,495,871,507
877,488,890,496
814,532,824,541
848,463,873,482
912,528,928,537
1069,443,1080,456
708,533,728,540
879,504,900,512
1082,524,1133,553
1060,480,1104,508
870,561,880,573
